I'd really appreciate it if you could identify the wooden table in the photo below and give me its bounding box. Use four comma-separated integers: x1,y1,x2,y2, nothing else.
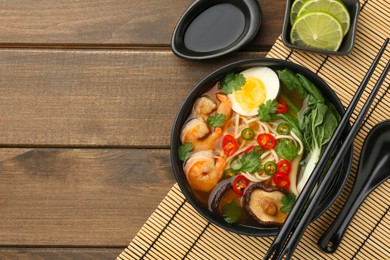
0,1,285,258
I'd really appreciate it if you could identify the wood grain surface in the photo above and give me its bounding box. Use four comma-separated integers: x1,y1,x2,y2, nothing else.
0,0,284,48
0,248,123,260
0,0,283,258
0,50,267,147
0,148,175,246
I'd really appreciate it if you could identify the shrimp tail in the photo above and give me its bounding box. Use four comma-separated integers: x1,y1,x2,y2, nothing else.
193,127,223,151
216,93,232,120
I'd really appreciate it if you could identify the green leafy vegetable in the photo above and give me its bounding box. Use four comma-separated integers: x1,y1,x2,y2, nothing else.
218,73,246,94
298,99,339,192
258,99,278,122
206,113,226,127
297,74,324,103
178,143,193,162
223,200,242,224
277,69,307,97
328,102,341,122
276,139,299,161
281,193,297,213
239,150,262,173
275,70,341,193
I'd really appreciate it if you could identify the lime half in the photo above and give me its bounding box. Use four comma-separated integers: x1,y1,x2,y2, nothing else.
290,0,309,25
290,11,343,51
297,0,351,36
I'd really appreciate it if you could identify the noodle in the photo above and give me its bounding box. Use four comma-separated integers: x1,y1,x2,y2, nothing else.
234,113,240,137
291,131,304,155
270,149,279,162
242,172,271,182
275,135,297,145
260,122,270,133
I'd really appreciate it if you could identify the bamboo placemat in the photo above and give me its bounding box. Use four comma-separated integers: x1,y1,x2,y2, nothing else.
118,0,389,259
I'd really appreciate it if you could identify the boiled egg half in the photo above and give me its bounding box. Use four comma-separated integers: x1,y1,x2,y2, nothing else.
228,67,280,116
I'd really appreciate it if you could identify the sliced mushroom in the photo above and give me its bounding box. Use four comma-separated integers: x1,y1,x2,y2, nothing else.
208,178,232,216
244,183,289,227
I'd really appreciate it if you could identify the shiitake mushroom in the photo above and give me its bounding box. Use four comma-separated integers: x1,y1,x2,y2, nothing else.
208,178,233,216
244,183,289,227
209,179,291,227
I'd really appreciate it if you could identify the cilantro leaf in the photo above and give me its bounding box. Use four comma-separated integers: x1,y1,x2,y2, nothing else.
218,73,246,94
258,99,278,122
276,139,299,160
281,193,297,213
223,200,242,224
178,143,193,161
240,150,262,173
206,113,226,127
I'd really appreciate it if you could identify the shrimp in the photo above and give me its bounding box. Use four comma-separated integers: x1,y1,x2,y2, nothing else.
216,93,232,120
180,118,210,144
180,118,223,150
193,96,217,121
192,127,223,151
184,151,226,192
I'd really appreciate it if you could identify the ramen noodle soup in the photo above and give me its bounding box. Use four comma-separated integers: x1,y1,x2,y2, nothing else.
178,67,339,227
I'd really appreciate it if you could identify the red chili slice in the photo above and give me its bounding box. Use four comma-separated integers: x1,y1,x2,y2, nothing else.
222,134,239,156
232,175,249,196
276,159,291,175
276,98,287,114
273,172,290,189
257,133,277,149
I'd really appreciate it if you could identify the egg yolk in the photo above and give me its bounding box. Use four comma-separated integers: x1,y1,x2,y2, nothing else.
234,77,266,110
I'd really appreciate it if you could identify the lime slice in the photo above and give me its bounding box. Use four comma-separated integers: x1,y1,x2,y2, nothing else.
290,11,343,51
297,0,350,36
290,0,309,25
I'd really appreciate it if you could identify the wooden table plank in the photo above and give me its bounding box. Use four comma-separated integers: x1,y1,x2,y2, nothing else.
0,148,175,246
0,49,267,147
0,0,284,48
0,248,123,260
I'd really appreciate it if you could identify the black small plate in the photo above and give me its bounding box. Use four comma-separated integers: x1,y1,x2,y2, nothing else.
171,0,262,60
281,0,360,56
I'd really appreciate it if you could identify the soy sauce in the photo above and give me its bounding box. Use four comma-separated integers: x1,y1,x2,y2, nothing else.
184,3,245,52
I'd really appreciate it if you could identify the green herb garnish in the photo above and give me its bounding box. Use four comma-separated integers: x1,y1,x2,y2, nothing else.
240,150,262,173
218,73,246,94
223,200,242,224
281,193,297,213
178,143,193,161
206,113,226,127
258,99,278,122
276,139,299,161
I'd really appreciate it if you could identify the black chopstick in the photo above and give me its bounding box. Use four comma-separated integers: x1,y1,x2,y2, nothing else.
279,59,390,259
264,37,390,260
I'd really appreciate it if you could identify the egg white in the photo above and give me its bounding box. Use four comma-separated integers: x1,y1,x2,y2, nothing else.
228,67,280,116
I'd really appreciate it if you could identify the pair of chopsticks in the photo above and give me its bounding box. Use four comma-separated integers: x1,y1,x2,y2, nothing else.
264,38,390,260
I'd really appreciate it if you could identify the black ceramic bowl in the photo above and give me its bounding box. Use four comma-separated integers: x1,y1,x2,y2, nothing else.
281,0,360,55
170,58,353,236
171,0,261,60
